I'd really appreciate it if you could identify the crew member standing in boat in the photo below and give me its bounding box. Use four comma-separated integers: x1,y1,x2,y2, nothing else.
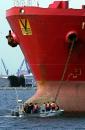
33,103,39,113
29,103,34,113
45,102,51,111
40,103,46,112
23,103,34,114
51,101,59,111
51,101,57,111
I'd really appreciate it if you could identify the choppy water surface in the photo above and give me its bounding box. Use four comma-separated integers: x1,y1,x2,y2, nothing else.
0,87,85,130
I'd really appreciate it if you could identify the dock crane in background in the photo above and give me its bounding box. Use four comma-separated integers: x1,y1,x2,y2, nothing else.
17,58,36,87
17,59,25,76
17,58,31,76
24,59,31,74
1,58,9,76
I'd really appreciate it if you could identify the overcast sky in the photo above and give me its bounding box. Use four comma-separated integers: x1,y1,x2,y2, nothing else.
0,0,85,75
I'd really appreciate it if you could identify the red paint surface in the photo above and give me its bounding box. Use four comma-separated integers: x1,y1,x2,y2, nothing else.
6,6,85,81
6,1,85,112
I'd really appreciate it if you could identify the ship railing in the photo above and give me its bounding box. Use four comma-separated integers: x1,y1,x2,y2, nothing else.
13,0,39,7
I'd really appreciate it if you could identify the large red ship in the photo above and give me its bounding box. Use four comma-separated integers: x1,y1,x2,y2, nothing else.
6,1,85,113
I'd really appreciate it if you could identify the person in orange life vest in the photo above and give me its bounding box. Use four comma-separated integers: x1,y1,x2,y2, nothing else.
51,101,57,111
51,101,59,111
33,103,39,113
45,102,51,111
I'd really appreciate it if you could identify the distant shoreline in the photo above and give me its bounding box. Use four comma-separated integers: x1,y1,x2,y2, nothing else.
0,87,36,90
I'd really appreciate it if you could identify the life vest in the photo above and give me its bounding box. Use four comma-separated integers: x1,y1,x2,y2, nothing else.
46,103,51,108
34,104,39,110
51,103,56,108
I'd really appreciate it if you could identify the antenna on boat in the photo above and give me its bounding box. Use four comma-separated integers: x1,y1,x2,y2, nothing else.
15,87,19,105
15,87,22,107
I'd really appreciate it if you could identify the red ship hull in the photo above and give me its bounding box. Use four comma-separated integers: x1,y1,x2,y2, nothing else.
6,1,85,113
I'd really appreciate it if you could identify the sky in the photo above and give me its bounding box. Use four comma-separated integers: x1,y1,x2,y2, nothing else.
0,0,85,75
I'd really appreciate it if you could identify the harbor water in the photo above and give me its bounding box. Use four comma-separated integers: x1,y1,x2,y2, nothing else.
0,87,85,130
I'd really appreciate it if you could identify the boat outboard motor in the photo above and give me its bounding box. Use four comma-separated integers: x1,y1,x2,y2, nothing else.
6,30,19,47
11,110,19,117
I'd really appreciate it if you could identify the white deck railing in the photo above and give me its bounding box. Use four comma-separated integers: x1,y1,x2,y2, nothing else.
13,0,39,7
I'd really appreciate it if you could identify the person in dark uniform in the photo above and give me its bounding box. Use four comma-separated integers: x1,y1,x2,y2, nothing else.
24,103,34,114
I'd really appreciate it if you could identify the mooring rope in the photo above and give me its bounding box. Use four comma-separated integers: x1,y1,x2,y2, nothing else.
54,40,75,102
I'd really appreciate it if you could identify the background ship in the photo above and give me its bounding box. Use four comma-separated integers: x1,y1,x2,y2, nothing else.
6,0,85,114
